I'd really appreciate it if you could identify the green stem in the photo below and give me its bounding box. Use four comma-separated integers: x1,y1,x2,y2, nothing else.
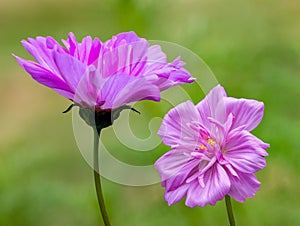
93,127,111,226
225,195,235,226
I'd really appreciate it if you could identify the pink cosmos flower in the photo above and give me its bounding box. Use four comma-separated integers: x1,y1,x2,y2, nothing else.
14,31,194,110
155,85,269,207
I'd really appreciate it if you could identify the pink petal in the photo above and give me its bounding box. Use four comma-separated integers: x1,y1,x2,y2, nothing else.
196,85,227,129
63,32,78,57
14,55,73,99
143,57,195,90
228,172,260,202
155,149,201,193
73,67,105,108
53,52,87,92
45,36,67,54
225,97,264,131
164,161,200,193
100,40,148,78
22,37,63,76
224,130,268,173
101,32,194,91
246,132,270,157
158,100,200,148
155,149,193,182
62,32,102,66
77,36,93,64
141,45,167,78
104,31,142,49
145,45,166,65
87,37,102,65
100,74,160,109
227,128,270,155
165,183,190,206
185,163,230,207
155,149,203,206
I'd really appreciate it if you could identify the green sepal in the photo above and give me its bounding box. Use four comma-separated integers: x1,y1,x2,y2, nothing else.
78,105,140,135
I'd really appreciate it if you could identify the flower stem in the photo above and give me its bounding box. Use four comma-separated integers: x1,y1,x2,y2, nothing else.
93,127,111,226
225,195,235,226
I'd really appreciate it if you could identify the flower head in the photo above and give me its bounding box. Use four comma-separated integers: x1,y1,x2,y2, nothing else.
155,85,269,207
14,31,194,110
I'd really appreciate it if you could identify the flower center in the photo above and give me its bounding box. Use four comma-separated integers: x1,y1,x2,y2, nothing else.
195,138,216,151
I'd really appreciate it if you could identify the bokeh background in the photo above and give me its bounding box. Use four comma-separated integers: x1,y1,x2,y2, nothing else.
1,0,299,225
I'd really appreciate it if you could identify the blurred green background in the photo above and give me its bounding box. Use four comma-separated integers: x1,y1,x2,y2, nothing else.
0,0,299,225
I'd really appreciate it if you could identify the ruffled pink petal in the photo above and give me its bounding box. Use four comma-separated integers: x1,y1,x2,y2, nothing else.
104,31,143,49
101,32,194,90
73,67,105,108
62,32,78,58
45,36,67,54
53,52,87,92
22,37,65,76
225,97,264,131
224,130,267,173
247,132,270,157
164,161,201,193
78,36,93,64
196,85,227,129
158,100,200,148
155,149,203,205
142,45,167,75
14,55,73,99
155,149,193,181
87,37,102,65
155,149,201,192
62,32,102,66
185,163,230,207
165,183,190,206
228,172,260,202
145,45,166,65
99,39,148,78
148,57,195,90
100,74,160,109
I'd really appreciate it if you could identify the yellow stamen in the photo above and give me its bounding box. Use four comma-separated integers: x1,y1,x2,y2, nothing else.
207,138,216,145
195,138,216,151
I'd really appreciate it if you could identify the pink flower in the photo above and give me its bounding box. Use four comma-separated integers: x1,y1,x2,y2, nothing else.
14,31,194,110
155,85,269,207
